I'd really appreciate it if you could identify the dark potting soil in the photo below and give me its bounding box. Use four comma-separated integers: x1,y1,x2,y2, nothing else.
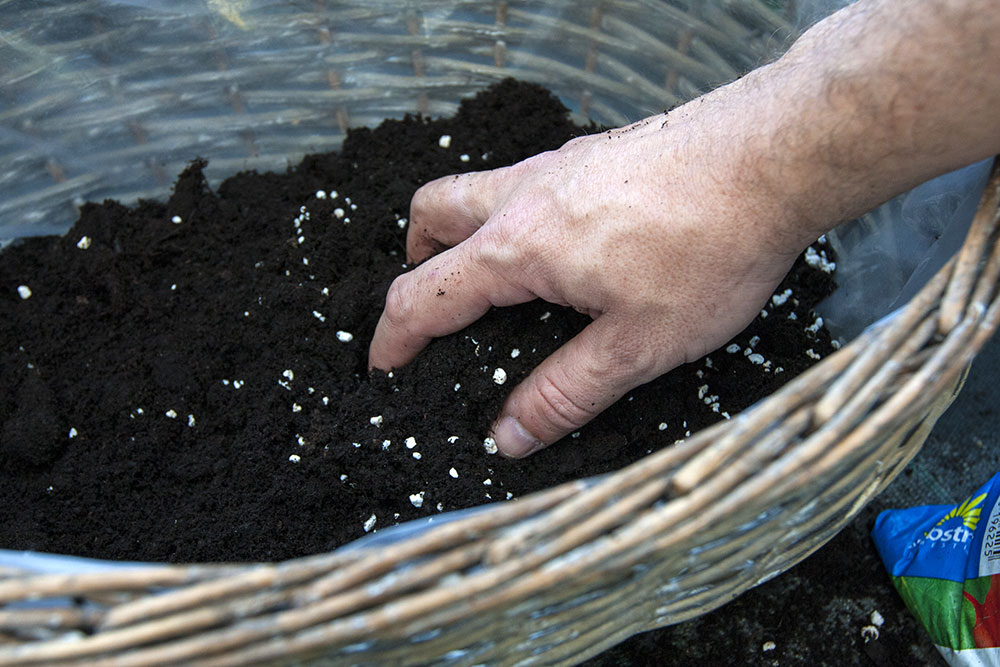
0,79,837,565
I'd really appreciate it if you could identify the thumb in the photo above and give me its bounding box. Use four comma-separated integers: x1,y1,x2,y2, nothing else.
491,316,672,458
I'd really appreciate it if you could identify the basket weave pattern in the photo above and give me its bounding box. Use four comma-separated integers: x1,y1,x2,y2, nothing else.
2,1,999,665
0,0,789,237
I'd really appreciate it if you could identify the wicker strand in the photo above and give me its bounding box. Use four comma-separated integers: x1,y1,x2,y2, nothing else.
940,167,1000,330
100,553,364,631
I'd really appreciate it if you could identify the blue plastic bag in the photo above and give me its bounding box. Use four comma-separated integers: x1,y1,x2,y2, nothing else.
873,471,1000,665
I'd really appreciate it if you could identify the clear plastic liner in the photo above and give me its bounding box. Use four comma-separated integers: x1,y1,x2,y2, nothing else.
0,0,992,572
0,0,788,238
820,159,993,341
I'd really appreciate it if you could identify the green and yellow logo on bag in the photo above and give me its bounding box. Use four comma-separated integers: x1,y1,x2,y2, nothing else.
933,491,988,532
920,491,989,546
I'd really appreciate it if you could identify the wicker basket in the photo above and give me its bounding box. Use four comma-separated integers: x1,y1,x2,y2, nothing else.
2,1,1000,665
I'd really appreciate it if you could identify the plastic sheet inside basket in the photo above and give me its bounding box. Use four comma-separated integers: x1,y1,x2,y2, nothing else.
0,0,795,238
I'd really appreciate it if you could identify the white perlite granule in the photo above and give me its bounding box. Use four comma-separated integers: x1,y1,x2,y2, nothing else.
171,215,182,224
449,467,459,478
492,368,507,385
405,436,417,449
288,454,301,463
165,409,178,419
336,330,354,343
483,437,498,455
409,492,425,508
363,514,377,532
804,246,836,273
17,285,31,300
805,316,824,335
370,415,383,427
771,288,792,306
438,134,452,148
68,427,78,439
76,236,91,250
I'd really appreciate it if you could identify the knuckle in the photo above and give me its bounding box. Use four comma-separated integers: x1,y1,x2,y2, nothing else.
472,223,511,263
469,225,519,280
532,372,599,432
382,276,413,324
484,203,545,257
468,229,534,304
607,335,661,382
408,186,434,228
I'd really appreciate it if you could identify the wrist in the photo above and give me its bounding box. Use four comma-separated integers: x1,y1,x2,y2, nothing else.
683,0,1000,255
659,68,826,261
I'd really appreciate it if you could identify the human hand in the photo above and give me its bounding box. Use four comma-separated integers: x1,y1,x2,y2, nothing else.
370,0,1000,459
368,101,815,457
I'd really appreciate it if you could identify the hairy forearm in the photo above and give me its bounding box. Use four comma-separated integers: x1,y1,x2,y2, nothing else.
687,0,1000,249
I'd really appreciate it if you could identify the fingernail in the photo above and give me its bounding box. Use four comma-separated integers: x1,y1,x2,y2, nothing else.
493,416,544,458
